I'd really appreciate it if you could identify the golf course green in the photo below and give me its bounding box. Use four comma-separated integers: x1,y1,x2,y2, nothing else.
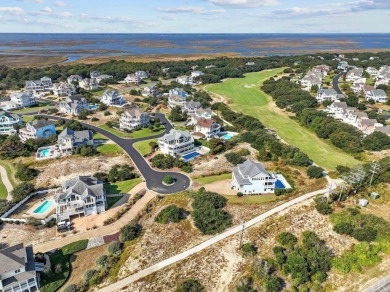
206,69,360,171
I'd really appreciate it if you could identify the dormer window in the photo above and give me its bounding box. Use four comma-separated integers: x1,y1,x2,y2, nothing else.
15,269,20,274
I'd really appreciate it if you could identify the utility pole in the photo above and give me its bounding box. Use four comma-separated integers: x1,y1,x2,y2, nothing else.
238,220,245,250
369,162,380,186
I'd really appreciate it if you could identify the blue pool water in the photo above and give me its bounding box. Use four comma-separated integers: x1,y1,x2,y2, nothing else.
182,152,201,161
40,149,50,157
33,201,53,214
222,134,233,140
275,180,285,189
88,104,98,110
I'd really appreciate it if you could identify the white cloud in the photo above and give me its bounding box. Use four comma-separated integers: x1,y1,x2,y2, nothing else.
16,0,44,3
157,6,225,15
53,1,67,7
0,7,24,15
40,6,52,13
208,0,279,8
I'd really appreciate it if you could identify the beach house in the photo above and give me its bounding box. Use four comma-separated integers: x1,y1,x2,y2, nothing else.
54,176,107,222
101,90,124,106
58,128,94,154
59,95,89,115
19,119,56,142
230,160,276,194
52,82,76,97
119,108,150,131
0,111,22,135
194,118,221,139
365,89,388,103
158,129,195,157
0,244,39,292
25,77,52,92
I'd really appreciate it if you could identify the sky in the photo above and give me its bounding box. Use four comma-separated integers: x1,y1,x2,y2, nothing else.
0,0,389,33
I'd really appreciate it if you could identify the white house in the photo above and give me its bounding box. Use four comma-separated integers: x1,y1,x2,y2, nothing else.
101,90,124,106
191,71,204,79
125,74,141,85
194,118,221,139
135,71,149,80
0,111,22,135
346,68,364,82
300,70,322,91
316,89,338,102
182,101,201,114
58,128,94,154
337,61,349,71
141,86,161,98
79,78,99,91
54,176,107,222
119,108,150,131
4,91,37,109
176,75,191,85
158,129,195,157
190,108,214,125
366,67,379,77
168,95,187,108
59,95,89,115
52,82,76,97
230,160,276,194
366,89,388,103
246,62,255,66
169,88,188,98
67,75,83,84
19,119,56,142
0,244,39,292
25,76,52,91
95,74,113,84
313,64,331,77
90,71,101,78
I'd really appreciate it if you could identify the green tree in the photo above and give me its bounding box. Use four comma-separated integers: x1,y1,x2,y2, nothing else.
108,241,122,256
277,232,297,248
307,165,324,179
11,183,34,203
175,279,204,292
155,205,187,224
119,223,142,242
241,243,257,257
363,131,390,151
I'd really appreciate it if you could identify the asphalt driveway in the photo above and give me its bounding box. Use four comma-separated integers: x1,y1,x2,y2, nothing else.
39,113,191,195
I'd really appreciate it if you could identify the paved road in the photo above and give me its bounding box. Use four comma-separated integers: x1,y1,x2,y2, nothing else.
364,275,390,292
332,73,344,94
99,187,329,292
38,113,191,195
0,166,13,201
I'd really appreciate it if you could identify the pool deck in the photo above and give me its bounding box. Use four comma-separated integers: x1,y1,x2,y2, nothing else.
26,197,56,219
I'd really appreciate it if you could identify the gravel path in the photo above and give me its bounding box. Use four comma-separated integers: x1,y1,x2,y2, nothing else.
0,165,13,201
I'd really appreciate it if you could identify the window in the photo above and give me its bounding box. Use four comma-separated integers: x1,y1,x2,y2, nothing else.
15,269,20,274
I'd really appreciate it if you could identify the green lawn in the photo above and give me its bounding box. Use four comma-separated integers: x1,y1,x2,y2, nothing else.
194,173,232,185
104,178,142,194
22,115,35,122
133,139,157,156
96,143,123,156
129,126,165,139
225,194,279,204
99,125,128,138
0,161,17,188
94,133,109,140
13,103,53,114
107,195,124,208
206,69,360,171
91,88,106,96
0,179,7,200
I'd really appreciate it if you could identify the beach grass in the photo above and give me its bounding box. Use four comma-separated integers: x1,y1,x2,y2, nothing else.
206,69,360,171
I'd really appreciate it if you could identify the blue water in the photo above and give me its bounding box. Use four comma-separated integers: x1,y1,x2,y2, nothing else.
88,104,98,110
275,180,285,189
182,152,201,161
222,134,233,140
40,149,50,157
33,200,52,214
0,33,389,61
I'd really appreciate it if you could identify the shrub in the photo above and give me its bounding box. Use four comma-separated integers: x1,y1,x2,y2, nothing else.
277,232,297,248
91,117,99,122
176,279,204,292
108,241,123,256
274,188,293,196
104,110,112,116
163,175,174,185
352,226,378,242
63,284,79,292
11,183,34,203
15,164,38,181
96,255,109,268
333,222,354,235
314,198,333,215
84,269,96,281
307,165,324,179
119,223,142,242
241,243,257,257
155,205,187,224
225,152,245,166
264,275,283,292
192,191,227,210
192,207,232,235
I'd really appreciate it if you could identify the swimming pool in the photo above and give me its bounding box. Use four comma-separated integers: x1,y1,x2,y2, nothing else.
40,149,50,157
182,152,201,161
222,134,233,140
275,180,285,189
88,104,98,110
33,200,53,214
